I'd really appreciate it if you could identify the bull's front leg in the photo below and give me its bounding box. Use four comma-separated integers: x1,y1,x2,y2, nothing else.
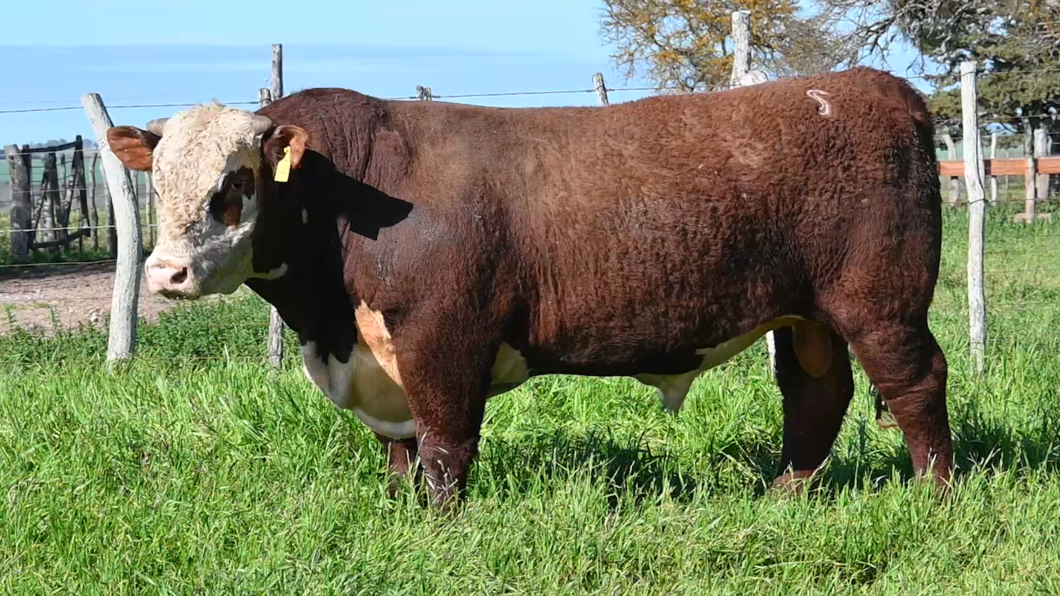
394,319,497,510
374,432,420,497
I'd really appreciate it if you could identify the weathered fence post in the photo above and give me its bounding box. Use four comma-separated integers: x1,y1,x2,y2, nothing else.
729,10,775,372
1022,152,1038,223
989,132,998,204
1034,127,1049,203
4,145,32,263
82,92,142,363
73,137,90,254
264,48,286,369
415,85,434,101
942,133,960,207
145,173,155,247
729,11,767,88
271,44,283,99
89,151,100,250
105,175,118,256
730,10,752,86
593,73,610,106
961,61,986,375
40,152,59,248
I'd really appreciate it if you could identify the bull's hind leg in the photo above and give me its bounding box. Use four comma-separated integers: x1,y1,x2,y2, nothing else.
846,318,952,486
772,321,855,491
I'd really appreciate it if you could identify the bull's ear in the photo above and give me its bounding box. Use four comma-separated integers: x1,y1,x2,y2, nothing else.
263,125,310,172
106,126,160,172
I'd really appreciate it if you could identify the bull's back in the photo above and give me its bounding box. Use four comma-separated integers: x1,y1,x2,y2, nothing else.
384,69,939,365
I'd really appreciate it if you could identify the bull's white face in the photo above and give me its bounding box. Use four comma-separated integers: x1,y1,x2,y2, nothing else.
107,102,307,300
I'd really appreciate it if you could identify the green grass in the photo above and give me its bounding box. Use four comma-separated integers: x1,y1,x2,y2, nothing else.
2,206,1060,594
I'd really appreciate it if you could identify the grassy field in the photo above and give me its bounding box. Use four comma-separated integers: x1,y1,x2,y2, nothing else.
2,204,1060,594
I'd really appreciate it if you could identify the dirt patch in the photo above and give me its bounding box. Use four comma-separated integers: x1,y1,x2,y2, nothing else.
0,261,185,334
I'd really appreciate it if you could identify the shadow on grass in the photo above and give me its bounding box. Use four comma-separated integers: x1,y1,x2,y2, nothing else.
476,397,1060,506
777,396,1060,499
478,426,778,507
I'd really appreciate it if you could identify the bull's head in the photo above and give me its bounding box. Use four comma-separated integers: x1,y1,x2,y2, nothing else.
107,102,309,299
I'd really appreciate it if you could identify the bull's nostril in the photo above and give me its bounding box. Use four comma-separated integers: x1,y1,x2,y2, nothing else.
170,268,189,285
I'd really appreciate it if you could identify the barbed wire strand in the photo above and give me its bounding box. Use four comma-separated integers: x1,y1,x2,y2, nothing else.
0,87,674,116
0,100,260,116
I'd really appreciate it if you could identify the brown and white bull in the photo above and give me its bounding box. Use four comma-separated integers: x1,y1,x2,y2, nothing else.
107,67,952,507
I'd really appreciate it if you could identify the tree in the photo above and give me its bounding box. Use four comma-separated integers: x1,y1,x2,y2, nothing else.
869,0,1060,166
600,0,850,92
602,0,1060,119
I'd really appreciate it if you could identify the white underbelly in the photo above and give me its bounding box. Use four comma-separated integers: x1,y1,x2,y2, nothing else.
301,302,532,439
302,307,804,438
636,316,804,411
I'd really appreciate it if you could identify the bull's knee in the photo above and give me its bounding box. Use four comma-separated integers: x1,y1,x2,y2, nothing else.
793,320,832,378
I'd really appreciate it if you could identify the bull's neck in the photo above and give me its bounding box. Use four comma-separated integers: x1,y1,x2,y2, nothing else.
243,191,361,361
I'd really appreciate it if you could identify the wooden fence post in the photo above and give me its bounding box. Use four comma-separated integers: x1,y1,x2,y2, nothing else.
82,92,142,363
729,10,775,372
961,61,986,375
1021,154,1038,223
40,152,59,248
90,151,100,251
730,10,751,86
105,182,118,256
989,132,998,204
4,145,32,263
145,173,155,247
593,73,610,106
271,44,283,100
1034,127,1049,202
73,137,90,254
264,55,286,369
942,133,960,206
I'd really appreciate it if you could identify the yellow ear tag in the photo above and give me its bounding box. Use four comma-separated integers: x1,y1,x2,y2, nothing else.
274,146,291,183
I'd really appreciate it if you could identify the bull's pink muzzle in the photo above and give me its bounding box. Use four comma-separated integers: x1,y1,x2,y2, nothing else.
144,259,195,297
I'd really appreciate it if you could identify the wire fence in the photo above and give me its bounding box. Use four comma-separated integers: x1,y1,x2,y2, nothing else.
1,145,160,265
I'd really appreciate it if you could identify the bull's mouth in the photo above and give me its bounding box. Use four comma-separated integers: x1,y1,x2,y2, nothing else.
156,289,201,301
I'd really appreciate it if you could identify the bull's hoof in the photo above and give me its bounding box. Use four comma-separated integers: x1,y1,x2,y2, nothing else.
771,469,822,495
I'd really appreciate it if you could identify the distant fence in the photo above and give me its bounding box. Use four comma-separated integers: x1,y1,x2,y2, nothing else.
937,126,1059,221
2,140,160,263
1,20,1058,380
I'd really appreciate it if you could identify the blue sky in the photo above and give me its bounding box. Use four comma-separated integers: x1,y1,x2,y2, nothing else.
1,0,933,146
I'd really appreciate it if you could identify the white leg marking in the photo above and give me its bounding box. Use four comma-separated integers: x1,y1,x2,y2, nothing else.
807,90,832,116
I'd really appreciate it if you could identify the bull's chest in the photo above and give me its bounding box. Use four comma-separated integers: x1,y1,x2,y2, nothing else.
300,303,529,439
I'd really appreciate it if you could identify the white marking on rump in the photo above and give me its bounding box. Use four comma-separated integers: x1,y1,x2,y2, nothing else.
636,316,806,412
299,302,532,438
806,89,832,116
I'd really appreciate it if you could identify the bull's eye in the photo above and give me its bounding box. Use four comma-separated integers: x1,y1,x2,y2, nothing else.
232,180,244,191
